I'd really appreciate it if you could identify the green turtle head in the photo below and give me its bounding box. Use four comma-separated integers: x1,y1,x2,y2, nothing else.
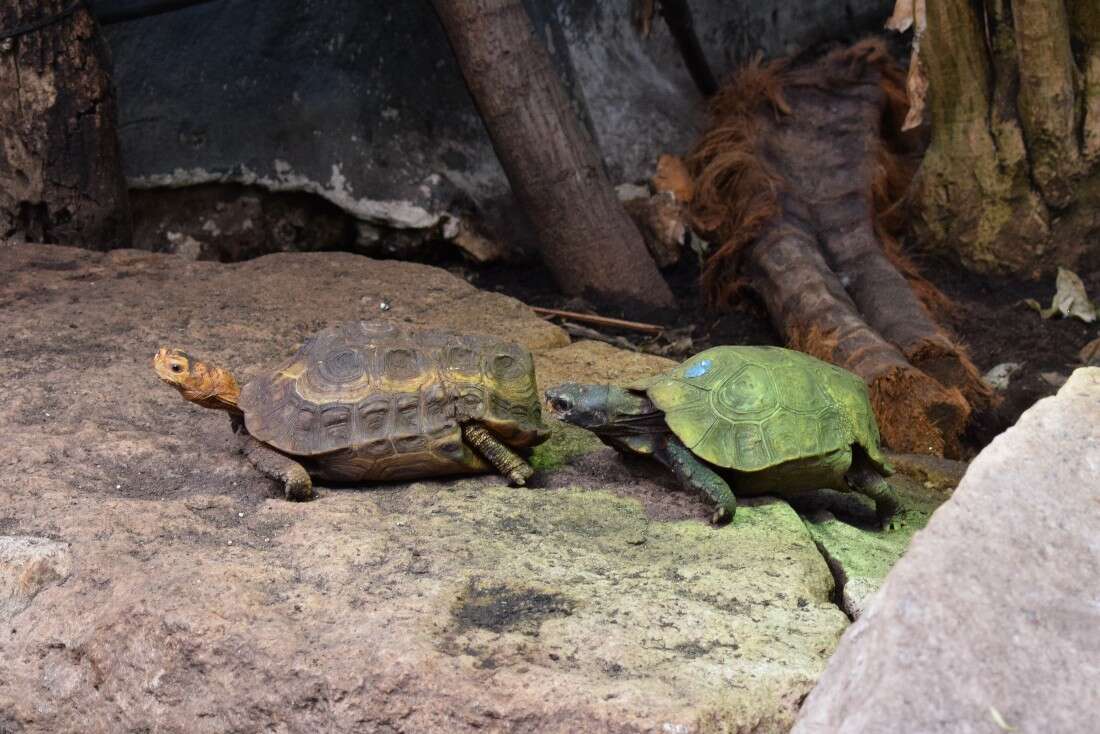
545,383,656,435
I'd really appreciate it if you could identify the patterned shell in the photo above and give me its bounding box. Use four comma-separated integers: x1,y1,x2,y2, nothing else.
238,322,548,480
642,346,890,473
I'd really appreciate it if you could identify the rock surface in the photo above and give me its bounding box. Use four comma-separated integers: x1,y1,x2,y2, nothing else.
794,368,1100,733
533,339,676,393
800,454,965,618
100,0,893,242
0,243,945,732
0,537,72,621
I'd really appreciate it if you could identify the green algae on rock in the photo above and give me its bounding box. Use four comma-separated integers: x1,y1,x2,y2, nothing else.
802,457,963,618
529,420,606,472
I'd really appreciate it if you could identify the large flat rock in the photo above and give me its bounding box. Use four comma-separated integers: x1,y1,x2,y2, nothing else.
0,244,863,733
794,368,1100,733
1,484,847,733
0,536,72,621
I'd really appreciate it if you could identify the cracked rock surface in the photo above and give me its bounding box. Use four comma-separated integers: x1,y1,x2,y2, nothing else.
794,368,1100,733
1,244,947,733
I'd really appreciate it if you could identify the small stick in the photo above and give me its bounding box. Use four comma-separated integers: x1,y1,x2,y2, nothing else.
531,307,664,335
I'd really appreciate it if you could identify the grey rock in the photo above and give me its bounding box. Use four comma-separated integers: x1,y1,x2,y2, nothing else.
103,0,892,238
794,367,1100,734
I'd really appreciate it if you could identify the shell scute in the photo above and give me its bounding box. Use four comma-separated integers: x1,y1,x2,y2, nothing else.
382,347,423,383
712,363,778,420
320,405,352,444
646,346,888,473
238,323,548,469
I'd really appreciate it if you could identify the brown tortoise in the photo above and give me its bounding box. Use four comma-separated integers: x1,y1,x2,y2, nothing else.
153,322,550,499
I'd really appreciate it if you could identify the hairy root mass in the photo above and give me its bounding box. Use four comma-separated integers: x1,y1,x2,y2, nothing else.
689,40,991,457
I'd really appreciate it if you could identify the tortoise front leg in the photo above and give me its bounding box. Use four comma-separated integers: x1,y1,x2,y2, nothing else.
235,429,314,501
461,423,533,486
655,435,736,524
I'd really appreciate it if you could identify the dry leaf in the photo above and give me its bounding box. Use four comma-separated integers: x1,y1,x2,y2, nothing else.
622,191,689,268
631,0,656,38
1050,267,1098,322
651,154,695,204
885,0,914,32
1040,371,1068,388
444,217,510,263
1023,268,1097,322
1079,336,1100,366
983,362,1023,391
887,0,928,130
901,47,928,131
989,706,1016,732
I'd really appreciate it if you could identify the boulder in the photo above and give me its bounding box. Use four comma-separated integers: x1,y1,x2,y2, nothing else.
100,0,894,244
0,244,858,733
793,368,1100,733
533,339,676,394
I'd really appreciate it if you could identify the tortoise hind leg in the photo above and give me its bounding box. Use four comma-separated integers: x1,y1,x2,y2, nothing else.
655,436,736,525
461,423,533,486
846,464,900,530
236,428,314,501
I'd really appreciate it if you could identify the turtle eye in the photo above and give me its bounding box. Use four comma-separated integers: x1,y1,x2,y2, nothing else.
170,363,183,373
551,395,572,412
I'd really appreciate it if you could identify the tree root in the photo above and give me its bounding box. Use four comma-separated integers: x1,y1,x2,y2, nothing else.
689,40,989,456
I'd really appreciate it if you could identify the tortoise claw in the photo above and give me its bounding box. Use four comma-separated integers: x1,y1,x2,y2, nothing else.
711,506,733,525
284,473,314,502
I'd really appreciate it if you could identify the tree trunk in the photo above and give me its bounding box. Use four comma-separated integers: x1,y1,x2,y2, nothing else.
0,0,131,248
430,0,676,318
914,0,1100,275
689,41,988,457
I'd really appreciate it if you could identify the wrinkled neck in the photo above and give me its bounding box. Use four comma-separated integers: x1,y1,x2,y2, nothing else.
181,363,242,415
598,387,665,437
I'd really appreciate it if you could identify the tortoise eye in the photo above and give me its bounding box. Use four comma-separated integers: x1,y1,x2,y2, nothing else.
170,363,183,373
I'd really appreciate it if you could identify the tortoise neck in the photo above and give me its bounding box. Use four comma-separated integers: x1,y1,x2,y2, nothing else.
598,388,664,437
181,363,243,415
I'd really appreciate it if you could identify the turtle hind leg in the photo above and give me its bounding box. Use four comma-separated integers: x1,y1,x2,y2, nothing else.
461,423,533,486
236,429,314,501
846,464,900,530
655,436,737,525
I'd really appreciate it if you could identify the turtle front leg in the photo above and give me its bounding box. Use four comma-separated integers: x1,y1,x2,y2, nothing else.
461,423,534,486
846,465,900,530
655,436,737,525
235,429,314,501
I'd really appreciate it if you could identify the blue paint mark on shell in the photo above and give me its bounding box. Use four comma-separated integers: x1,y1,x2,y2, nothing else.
684,359,712,379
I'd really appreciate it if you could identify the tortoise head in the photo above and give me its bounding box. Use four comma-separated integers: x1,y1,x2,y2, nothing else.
545,383,655,435
153,347,241,413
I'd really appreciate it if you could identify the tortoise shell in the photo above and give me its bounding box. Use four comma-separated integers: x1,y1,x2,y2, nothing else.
238,322,548,481
641,346,890,474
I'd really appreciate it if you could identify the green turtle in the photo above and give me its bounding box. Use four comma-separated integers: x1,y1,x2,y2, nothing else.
545,346,899,526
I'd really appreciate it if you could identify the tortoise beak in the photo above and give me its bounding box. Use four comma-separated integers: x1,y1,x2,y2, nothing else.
544,387,572,419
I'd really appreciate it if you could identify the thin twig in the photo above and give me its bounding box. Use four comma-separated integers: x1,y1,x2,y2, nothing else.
531,306,664,335
559,322,640,351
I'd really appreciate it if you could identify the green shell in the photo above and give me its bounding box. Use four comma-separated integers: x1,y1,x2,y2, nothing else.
644,346,890,474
